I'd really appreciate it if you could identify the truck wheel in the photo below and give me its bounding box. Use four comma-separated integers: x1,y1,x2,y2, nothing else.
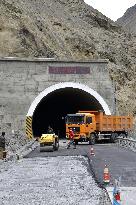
119,133,126,138
110,133,118,143
89,134,95,145
75,140,78,145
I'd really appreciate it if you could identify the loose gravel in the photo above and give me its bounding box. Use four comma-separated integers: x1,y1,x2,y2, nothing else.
0,156,110,205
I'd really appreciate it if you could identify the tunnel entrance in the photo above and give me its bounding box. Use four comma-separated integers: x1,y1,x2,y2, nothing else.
26,82,111,139
32,87,104,138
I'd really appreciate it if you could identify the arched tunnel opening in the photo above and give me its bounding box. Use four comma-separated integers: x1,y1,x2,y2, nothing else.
32,87,104,138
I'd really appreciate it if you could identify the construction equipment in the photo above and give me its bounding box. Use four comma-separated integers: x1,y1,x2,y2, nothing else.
65,111,133,145
39,133,59,152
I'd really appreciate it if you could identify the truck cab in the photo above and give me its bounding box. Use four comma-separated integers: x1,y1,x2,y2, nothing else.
66,112,96,144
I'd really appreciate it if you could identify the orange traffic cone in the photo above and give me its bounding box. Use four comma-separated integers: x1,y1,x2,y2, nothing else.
90,146,95,156
103,165,110,184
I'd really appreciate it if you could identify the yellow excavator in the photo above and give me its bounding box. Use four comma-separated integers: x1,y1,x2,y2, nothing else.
39,133,59,152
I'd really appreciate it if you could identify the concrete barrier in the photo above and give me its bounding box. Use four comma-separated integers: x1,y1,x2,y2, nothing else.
117,137,136,152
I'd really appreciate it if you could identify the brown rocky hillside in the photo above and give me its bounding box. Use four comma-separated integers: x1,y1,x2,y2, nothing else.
117,4,136,34
0,0,136,124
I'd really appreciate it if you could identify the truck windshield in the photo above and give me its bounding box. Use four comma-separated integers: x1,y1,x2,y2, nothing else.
66,115,84,124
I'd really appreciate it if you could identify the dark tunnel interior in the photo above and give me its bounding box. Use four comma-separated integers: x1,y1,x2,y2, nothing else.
32,88,104,138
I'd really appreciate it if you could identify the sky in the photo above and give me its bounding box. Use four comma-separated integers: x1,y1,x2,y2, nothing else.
84,0,136,21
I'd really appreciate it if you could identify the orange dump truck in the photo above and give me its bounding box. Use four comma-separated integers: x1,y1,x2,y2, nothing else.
66,111,133,145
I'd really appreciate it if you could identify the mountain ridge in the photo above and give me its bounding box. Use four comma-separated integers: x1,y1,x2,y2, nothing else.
117,4,136,34
0,0,136,120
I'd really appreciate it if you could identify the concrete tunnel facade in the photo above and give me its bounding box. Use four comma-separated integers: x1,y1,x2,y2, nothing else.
27,82,111,138
0,58,115,137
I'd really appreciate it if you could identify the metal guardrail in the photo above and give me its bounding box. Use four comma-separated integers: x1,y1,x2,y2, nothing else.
117,137,136,152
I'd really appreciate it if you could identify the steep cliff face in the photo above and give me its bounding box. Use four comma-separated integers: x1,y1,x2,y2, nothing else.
117,4,136,34
0,0,136,118
0,0,120,59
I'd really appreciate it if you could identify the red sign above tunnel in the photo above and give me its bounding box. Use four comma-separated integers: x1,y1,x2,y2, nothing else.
48,66,90,74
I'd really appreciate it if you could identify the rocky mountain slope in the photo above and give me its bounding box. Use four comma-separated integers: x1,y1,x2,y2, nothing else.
117,4,136,34
0,0,136,121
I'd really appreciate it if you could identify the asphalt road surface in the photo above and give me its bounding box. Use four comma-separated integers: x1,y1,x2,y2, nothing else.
25,140,136,187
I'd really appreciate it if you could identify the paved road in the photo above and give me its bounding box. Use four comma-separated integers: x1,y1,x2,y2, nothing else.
25,140,136,187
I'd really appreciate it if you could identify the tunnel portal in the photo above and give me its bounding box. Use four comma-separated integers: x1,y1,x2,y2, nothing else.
32,87,104,138
0,58,114,138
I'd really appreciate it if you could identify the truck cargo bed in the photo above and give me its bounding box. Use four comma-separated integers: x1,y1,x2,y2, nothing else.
95,112,133,132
